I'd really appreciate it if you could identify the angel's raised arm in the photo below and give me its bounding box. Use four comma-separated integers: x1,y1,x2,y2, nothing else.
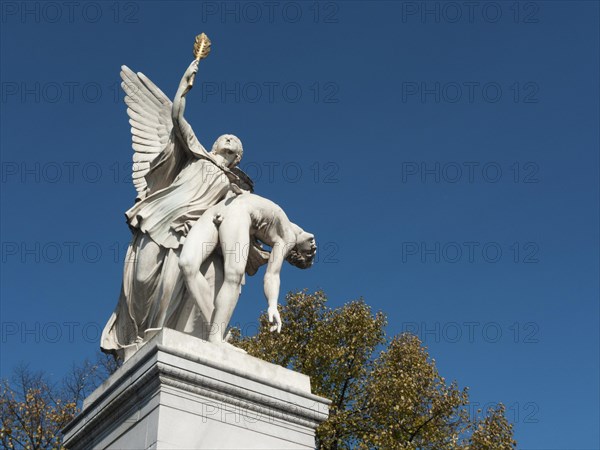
171,60,211,159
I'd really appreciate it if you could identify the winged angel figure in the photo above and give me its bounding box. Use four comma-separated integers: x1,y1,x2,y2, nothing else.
100,59,264,360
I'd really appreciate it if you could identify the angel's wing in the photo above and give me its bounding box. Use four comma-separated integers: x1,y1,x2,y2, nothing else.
120,66,177,198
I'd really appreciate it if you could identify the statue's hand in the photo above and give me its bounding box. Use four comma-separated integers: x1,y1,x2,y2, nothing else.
182,60,199,89
268,306,282,333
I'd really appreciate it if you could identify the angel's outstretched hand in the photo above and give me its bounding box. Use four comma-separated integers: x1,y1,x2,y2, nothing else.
183,60,199,88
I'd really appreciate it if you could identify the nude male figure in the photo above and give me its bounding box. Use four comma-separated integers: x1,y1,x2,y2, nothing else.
178,193,317,344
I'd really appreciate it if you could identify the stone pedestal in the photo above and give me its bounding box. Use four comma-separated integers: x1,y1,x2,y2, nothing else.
62,329,330,449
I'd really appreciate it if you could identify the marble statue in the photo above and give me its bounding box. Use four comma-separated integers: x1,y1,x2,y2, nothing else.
100,34,315,359
67,36,329,450
101,35,245,358
179,193,317,345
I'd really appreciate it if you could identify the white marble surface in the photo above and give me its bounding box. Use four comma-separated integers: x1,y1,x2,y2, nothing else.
63,329,330,449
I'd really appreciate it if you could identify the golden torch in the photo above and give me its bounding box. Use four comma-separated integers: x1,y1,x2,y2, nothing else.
190,33,211,85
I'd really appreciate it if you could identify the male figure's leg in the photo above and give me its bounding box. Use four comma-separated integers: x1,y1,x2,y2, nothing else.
179,216,219,325
209,216,251,343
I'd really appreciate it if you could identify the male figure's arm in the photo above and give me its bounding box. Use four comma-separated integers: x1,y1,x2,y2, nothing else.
263,237,289,333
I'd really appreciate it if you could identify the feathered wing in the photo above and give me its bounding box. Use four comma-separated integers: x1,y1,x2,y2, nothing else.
120,66,181,199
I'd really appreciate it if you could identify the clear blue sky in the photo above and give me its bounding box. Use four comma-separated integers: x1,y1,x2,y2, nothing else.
1,1,598,448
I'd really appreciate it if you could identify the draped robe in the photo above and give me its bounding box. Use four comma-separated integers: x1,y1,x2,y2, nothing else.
101,143,233,359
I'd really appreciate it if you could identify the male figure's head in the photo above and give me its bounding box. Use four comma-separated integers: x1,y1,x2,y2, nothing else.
286,230,317,269
211,134,243,168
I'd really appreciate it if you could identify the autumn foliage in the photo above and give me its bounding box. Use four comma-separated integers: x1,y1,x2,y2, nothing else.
232,290,516,450
1,357,118,450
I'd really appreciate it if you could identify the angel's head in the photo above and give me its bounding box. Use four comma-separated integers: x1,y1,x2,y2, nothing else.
211,134,243,168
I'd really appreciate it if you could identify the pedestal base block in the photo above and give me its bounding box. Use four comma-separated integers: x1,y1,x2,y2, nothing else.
63,329,330,449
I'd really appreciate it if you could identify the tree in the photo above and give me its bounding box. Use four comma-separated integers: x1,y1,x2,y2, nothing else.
232,290,517,449
0,365,76,450
467,404,516,450
0,354,119,450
